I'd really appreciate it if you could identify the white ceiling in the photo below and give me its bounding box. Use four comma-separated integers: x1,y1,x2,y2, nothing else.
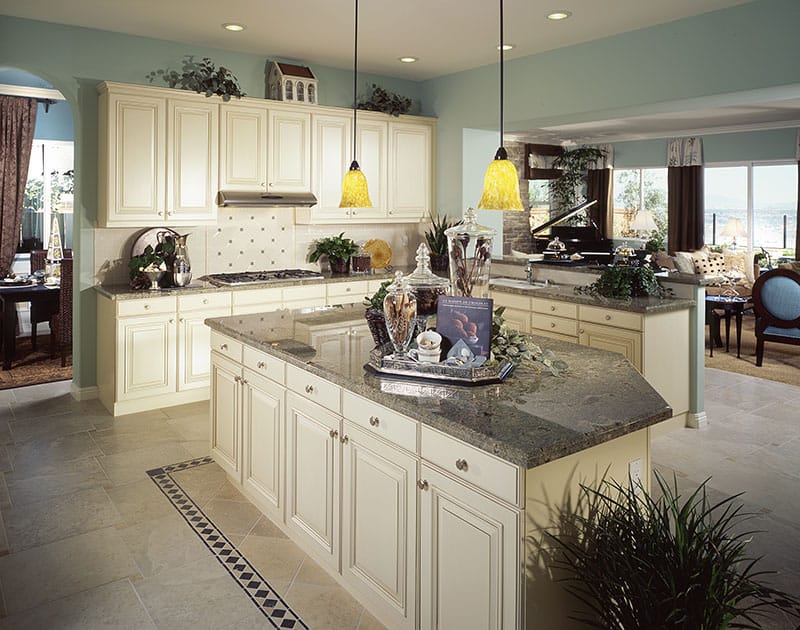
1,0,754,81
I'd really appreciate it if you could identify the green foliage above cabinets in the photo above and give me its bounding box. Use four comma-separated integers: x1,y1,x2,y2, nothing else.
147,56,245,101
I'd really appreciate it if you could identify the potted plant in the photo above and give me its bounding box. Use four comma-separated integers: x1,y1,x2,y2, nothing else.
575,265,670,301
424,210,460,273
128,245,166,290
308,232,359,274
357,84,412,117
147,56,245,101
363,279,392,346
547,473,800,628
551,146,607,214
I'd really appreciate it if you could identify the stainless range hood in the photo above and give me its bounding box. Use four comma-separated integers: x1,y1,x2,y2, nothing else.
217,190,318,207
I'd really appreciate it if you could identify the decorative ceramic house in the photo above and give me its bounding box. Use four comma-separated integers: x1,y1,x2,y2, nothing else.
267,62,318,104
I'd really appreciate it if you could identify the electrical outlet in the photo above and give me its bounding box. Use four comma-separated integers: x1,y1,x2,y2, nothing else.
628,458,643,490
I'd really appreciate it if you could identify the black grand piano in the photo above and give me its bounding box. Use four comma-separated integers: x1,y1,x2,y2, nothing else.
531,199,614,264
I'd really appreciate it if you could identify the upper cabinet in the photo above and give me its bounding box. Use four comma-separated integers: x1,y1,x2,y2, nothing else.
267,107,311,193
310,113,351,221
219,104,268,191
388,121,433,219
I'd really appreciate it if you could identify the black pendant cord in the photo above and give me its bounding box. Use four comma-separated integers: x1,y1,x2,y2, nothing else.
351,0,359,167
499,0,504,152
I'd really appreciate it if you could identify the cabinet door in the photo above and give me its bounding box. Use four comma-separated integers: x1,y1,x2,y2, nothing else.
116,313,176,400
348,120,387,220
341,422,417,630
579,323,642,371
502,307,530,334
167,99,219,222
285,391,341,570
388,122,432,219
242,370,285,522
268,109,311,192
311,114,351,221
177,307,230,391
104,93,166,224
219,104,268,191
210,352,242,481
419,464,519,630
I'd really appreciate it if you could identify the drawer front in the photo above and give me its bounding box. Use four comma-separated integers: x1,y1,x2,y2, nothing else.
421,425,519,506
283,285,326,303
242,346,286,385
232,287,283,308
531,313,578,337
342,390,417,453
286,363,341,414
178,292,232,312
367,279,388,293
532,298,577,319
327,281,370,301
491,291,530,312
580,305,642,331
117,296,176,317
210,331,243,363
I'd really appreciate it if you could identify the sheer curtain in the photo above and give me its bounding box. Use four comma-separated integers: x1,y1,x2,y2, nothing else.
586,145,613,237
667,137,704,253
795,130,799,259
0,95,38,275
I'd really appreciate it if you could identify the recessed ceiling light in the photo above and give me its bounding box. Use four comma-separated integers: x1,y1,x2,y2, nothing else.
546,10,572,21
398,56,418,63
222,23,246,32
496,44,515,51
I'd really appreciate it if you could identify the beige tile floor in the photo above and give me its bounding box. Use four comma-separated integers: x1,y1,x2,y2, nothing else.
0,370,797,628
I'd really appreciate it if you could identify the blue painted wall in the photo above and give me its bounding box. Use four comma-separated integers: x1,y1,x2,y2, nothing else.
0,69,74,140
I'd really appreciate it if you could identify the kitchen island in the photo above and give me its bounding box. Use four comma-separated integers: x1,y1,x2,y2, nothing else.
205,304,671,629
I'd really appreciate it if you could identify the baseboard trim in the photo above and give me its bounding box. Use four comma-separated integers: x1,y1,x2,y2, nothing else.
686,411,707,429
71,383,99,401
105,389,210,416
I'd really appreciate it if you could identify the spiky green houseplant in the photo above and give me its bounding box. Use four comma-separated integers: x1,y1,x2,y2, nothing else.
548,473,800,629
424,210,461,272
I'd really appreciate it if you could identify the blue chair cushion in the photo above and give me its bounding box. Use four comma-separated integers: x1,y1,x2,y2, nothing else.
760,275,800,321
763,325,800,339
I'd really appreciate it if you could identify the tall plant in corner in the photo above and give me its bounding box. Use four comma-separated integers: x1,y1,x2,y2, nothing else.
551,146,606,214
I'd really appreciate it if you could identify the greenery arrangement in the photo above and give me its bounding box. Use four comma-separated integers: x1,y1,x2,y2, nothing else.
309,233,359,264
551,146,607,213
575,265,670,301
363,279,392,312
128,244,167,289
424,210,460,256
357,84,412,116
489,307,567,376
548,472,800,629
147,56,245,101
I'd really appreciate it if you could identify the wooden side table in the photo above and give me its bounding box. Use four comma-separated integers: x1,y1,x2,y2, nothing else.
705,295,752,358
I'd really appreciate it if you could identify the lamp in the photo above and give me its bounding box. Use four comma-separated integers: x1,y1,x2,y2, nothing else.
629,208,658,238
721,217,745,250
477,0,523,211
339,0,373,208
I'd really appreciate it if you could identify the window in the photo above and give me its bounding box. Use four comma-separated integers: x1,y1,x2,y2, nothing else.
612,168,668,246
20,140,73,254
528,180,550,231
705,162,797,258
297,82,304,102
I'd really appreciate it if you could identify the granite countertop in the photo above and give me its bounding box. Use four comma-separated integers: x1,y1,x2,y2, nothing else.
94,267,413,300
205,305,671,469
489,281,695,314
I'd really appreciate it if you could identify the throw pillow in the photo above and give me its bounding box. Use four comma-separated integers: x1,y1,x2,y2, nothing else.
673,252,696,274
693,250,726,275
654,251,676,270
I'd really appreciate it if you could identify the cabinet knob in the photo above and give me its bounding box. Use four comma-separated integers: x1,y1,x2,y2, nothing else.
329,429,339,439
388,210,394,215
579,329,585,334
144,304,151,310
550,322,556,328
605,314,612,321
220,343,228,350
345,287,351,292
241,378,248,385
550,305,556,311
234,375,241,383
257,361,266,369
169,319,174,324
179,318,184,323
202,299,209,304
157,211,163,216
455,458,469,472
369,416,380,427
417,479,429,491
305,384,315,394
340,434,349,444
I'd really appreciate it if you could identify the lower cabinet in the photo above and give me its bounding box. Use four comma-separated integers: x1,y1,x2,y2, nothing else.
210,352,242,480
578,322,642,371
116,311,177,399
419,463,520,630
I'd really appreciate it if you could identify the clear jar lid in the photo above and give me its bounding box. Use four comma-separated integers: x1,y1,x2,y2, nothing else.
444,207,496,241
405,243,451,291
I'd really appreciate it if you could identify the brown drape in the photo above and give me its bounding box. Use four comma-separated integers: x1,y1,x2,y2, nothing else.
667,165,704,253
0,96,37,276
586,168,612,237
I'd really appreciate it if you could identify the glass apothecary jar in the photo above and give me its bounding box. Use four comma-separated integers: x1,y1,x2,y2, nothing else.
351,244,372,274
383,271,417,359
405,243,451,329
445,207,496,298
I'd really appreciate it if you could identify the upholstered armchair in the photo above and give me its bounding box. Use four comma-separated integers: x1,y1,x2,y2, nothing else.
751,268,800,366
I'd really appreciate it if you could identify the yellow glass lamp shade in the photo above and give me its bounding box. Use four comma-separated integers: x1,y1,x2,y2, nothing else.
339,161,373,208
477,149,523,211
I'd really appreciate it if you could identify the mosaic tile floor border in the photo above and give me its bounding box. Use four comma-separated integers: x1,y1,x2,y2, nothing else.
147,456,309,629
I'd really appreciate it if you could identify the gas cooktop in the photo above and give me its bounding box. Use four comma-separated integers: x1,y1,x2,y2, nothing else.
206,269,324,286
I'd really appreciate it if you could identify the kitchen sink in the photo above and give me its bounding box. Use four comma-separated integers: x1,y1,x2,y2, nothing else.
489,277,553,290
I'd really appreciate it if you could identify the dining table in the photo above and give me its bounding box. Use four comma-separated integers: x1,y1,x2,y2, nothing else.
0,281,60,370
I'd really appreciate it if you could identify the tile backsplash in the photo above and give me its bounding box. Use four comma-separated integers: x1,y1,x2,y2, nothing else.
94,209,426,285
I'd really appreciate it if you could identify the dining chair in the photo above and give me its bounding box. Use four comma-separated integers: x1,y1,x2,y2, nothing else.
751,268,800,366
29,249,57,352
52,257,73,367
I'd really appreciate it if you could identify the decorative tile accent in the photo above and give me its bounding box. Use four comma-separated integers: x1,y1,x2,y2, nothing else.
208,209,296,273
147,456,308,629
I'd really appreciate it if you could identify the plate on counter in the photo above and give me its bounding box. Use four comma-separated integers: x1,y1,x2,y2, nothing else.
130,227,180,258
363,239,392,270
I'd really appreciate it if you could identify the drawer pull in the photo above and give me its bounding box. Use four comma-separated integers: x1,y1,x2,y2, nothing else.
144,304,151,310
305,384,315,394
579,329,585,334
257,361,266,369
455,458,469,471
169,319,174,324
369,416,380,427
550,322,556,328
179,318,184,323
417,479,429,491
234,375,241,383
340,434,349,444
605,314,612,321
345,287,351,292
220,343,228,351
550,305,556,311
241,378,248,385
329,429,339,439
202,298,209,304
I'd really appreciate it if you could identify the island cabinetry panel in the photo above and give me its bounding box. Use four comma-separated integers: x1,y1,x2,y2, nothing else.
219,103,268,191
419,462,520,630
210,352,242,481
267,107,311,193
341,421,418,630
342,391,417,453
578,323,642,371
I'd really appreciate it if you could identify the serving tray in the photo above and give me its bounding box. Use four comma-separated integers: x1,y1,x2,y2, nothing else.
367,344,514,385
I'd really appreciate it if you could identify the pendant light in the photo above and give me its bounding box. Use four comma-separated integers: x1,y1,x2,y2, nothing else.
340,0,373,208
477,0,523,211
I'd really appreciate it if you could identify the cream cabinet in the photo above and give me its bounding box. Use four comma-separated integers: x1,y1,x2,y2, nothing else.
117,310,177,400
579,323,642,371
231,285,325,316
388,121,433,219
348,119,389,221
98,82,219,227
178,294,232,392
210,352,242,481
267,108,311,192
219,103,268,191
310,113,351,221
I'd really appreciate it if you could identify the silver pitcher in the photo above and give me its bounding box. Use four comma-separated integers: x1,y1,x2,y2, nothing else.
172,233,192,287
